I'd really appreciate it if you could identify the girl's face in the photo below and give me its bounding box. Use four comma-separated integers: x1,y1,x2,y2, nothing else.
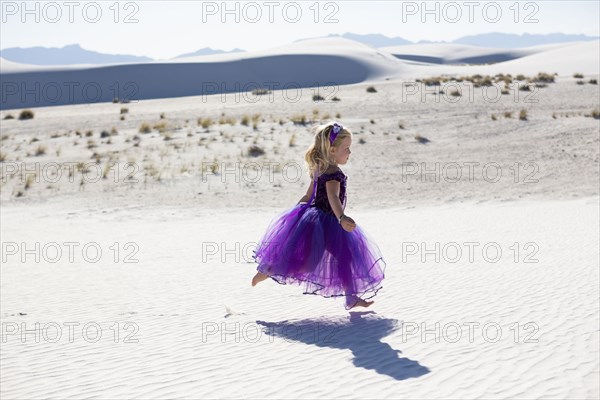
330,136,352,165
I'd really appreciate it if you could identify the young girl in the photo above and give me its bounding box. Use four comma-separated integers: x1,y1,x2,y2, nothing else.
251,122,386,310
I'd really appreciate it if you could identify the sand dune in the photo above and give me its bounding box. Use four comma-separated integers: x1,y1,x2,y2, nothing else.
3,38,598,110
379,42,575,64
397,40,600,79
0,38,403,110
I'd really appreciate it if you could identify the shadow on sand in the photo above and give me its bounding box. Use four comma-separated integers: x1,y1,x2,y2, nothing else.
256,311,430,380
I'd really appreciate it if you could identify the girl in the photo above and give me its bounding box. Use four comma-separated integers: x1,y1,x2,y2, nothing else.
251,122,386,310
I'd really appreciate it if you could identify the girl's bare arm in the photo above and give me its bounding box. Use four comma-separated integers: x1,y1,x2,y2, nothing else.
325,181,356,232
296,177,315,204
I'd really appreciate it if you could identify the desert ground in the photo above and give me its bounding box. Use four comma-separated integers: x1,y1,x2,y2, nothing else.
1,38,599,399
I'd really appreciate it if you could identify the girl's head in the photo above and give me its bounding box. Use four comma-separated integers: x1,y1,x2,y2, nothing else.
304,122,353,176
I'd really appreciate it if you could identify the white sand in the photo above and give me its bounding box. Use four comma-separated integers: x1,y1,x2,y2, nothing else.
1,197,598,399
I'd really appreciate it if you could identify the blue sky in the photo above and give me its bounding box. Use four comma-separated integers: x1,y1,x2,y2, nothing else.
1,0,598,59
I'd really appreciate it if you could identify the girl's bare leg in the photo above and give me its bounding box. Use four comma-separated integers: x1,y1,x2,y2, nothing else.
251,271,269,286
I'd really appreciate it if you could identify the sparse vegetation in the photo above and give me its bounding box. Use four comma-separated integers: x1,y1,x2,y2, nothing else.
366,86,377,93
421,77,442,86
586,108,600,119
34,145,46,156
312,94,325,101
219,116,236,125
291,114,307,126
24,175,34,190
3,114,14,120
251,88,271,96
415,134,430,144
248,145,265,157
519,109,528,121
573,73,584,79
359,138,366,144
533,72,554,83
589,79,598,85
199,118,213,129
139,123,152,133
153,122,168,133
19,110,34,120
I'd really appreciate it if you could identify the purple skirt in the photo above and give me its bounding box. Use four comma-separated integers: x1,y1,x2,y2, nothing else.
252,203,386,310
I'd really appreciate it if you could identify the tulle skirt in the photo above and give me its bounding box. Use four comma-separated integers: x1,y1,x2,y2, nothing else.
252,203,386,310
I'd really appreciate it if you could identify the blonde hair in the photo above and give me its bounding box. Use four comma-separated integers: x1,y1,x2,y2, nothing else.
304,122,352,178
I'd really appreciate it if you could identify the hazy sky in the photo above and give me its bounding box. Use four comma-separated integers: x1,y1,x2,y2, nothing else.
1,0,598,59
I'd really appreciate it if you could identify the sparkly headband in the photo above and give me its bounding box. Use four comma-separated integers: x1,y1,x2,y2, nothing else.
329,123,343,144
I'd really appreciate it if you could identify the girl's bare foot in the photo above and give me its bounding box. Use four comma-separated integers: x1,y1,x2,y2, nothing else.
251,272,269,287
347,297,374,309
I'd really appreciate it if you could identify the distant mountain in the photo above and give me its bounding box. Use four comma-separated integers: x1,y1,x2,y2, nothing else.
0,44,152,65
328,33,412,47
0,44,247,65
453,32,600,48
173,47,245,59
304,32,599,49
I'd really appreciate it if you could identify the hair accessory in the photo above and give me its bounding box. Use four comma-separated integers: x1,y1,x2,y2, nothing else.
329,122,343,144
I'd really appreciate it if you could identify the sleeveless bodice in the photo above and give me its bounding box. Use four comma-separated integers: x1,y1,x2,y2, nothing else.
311,170,347,214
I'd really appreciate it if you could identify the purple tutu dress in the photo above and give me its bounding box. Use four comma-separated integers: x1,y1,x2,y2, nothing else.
252,169,386,310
